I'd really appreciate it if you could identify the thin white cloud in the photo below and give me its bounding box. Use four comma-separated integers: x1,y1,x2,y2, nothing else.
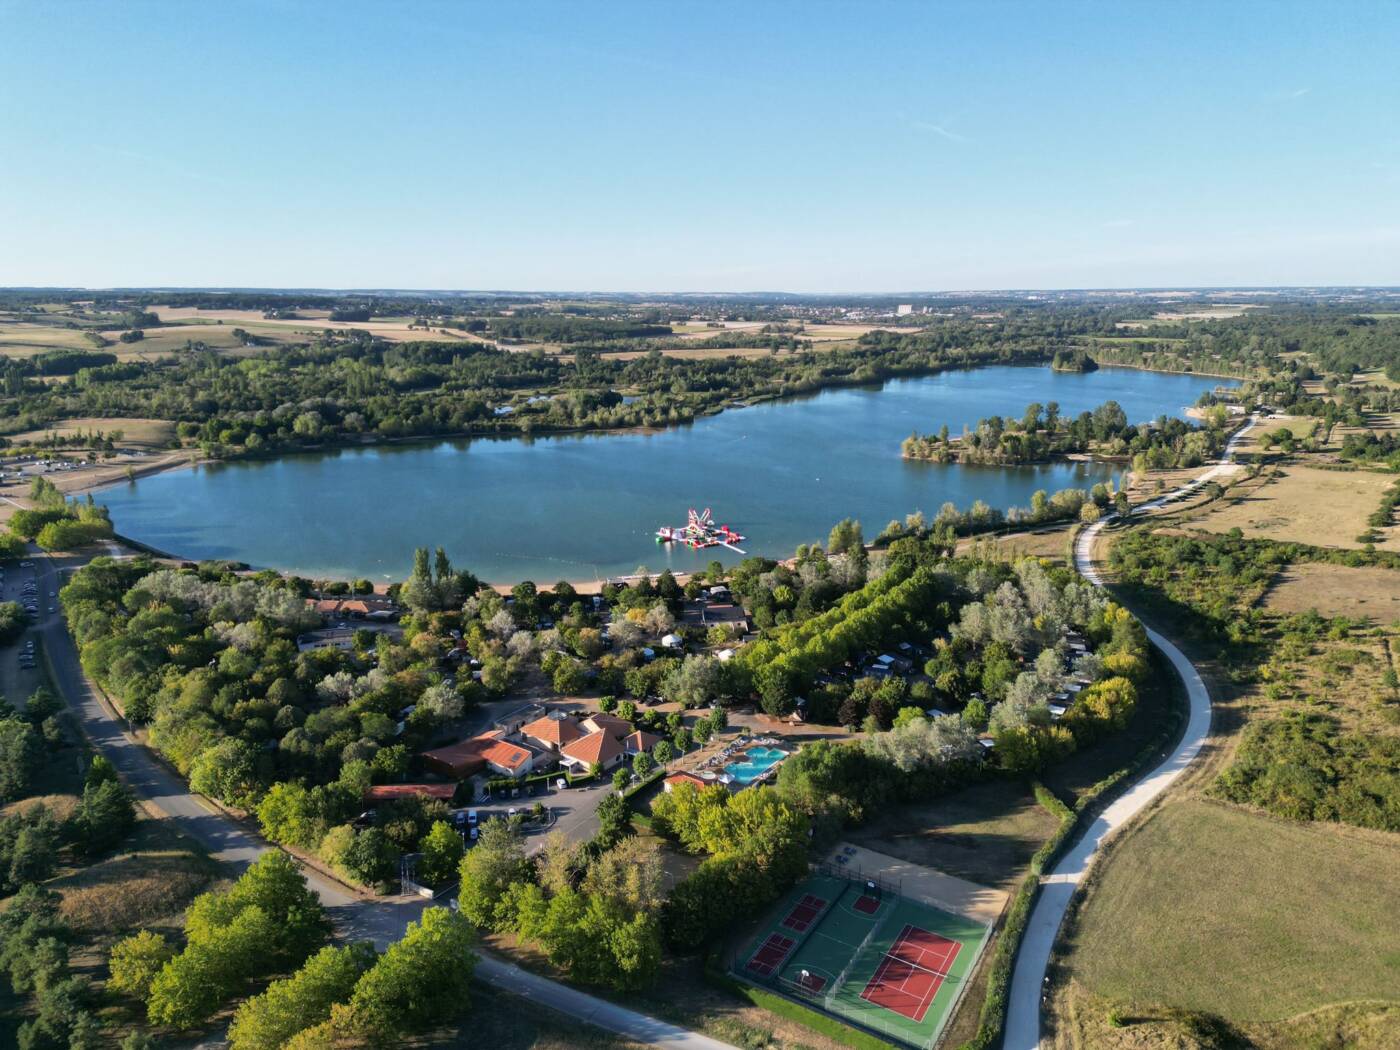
912,118,968,143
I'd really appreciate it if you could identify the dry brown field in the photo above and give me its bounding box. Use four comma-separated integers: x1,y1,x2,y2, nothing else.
0,322,99,355
957,527,1074,563
148,305,478,344
1263,562,1400,620
1185,464,1399,551
1353,367,1400,390
7,416,176,449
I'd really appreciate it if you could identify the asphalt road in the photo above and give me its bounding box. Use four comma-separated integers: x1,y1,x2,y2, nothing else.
36,550,736,1050
1002,416,1256,1050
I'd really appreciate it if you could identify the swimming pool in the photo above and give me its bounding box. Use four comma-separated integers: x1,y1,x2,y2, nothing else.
724,746,789,785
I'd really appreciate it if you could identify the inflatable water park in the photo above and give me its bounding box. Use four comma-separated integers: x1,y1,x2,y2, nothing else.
656,507,746,553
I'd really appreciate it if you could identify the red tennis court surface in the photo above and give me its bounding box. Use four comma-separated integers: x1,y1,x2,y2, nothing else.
782,893,829,932
796,971,827,992
746,932,796,976
859,924,962,1022
852,892,880,915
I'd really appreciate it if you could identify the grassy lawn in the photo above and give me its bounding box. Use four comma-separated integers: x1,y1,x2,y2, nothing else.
1055,799,1400,1026
1051,978,1400,1050
482,931,860,1050
846,779,1060,892
415,980,648,1048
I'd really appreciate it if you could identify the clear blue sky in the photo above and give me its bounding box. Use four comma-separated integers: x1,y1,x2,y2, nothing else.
3,1,1397,291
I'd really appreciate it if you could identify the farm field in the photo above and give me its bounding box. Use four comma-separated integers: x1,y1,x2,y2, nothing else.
602,344,827,361
669,320,768,338
103,324,277,357
147,305,480,344
1185,464,1400,551
0,314,298,360
1050,800,1400,1045
0,321,102,355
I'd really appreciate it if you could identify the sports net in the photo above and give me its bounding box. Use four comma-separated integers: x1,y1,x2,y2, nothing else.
824,900,895,1009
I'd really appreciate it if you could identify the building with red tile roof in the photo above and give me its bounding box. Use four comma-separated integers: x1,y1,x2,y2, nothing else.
663,771,710,793
421,731,534,779
519,714,587,752
582,712,634,740
623,730,663,756
560,729,627,771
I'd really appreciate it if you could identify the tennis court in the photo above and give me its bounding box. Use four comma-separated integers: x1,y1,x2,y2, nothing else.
734,873,990,1048
783,892,831,932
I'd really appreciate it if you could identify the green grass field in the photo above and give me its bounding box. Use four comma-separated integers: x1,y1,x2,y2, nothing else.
734,873,989,1048
1060,800,1400,1021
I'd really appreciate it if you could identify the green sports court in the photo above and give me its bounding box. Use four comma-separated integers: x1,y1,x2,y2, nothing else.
734,871,991,1048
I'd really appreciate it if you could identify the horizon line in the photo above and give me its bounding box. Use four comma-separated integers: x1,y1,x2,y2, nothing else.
4,284,1400,297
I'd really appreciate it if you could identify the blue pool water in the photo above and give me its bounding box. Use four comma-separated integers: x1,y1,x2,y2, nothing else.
725,746,789,784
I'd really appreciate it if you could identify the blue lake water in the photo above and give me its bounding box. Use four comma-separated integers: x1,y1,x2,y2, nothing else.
97,365,1232,583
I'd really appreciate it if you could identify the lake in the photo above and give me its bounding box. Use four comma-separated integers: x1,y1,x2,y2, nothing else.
97,365,1232,583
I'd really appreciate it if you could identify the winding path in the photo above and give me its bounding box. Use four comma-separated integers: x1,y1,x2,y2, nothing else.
1003,415,1257,1050
36,552,735,1050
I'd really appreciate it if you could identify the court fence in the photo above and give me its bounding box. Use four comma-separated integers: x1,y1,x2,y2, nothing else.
724,871,940,1050
813,859,903,899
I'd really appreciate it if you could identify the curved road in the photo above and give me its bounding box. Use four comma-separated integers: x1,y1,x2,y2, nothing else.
1003,415,1256,1050
35,552,734,1050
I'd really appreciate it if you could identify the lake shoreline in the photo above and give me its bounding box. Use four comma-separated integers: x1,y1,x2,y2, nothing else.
81,363,1236,585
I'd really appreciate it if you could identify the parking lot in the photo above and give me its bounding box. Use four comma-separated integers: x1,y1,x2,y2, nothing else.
462,774,614,853
0,557,56,706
